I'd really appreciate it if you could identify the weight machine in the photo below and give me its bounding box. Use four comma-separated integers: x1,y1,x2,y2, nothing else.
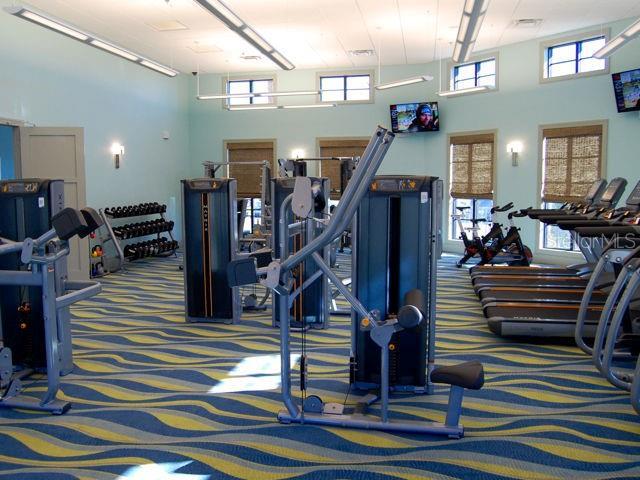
228,127,484,437
0,181,103,414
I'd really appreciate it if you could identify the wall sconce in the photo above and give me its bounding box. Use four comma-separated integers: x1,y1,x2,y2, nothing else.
291,149,305,159
111,143,124,169
506,141,523,166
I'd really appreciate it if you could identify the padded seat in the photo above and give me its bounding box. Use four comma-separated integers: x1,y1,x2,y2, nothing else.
431,361,484,390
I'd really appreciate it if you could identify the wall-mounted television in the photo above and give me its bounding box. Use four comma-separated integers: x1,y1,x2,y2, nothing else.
390,102,439,133
612,68,640,113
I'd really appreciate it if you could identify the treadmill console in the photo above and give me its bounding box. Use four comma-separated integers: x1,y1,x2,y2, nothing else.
585,179,607,202
599,177,628,207
625,180,640,208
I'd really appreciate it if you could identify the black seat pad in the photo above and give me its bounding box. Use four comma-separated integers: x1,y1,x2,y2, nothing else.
456,206,471,211
431,361,484,390
470,218,486,224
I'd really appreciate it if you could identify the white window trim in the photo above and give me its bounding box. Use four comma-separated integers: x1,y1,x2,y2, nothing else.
539,29,610,84
221,74,277,109
316,70,375,105
445,52,499,97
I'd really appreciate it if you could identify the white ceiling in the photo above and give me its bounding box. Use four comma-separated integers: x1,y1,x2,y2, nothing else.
4,0,640,74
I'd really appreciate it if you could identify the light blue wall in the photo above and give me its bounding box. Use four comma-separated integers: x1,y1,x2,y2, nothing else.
0,12,190,239
0,125,15,180
189,18,640,263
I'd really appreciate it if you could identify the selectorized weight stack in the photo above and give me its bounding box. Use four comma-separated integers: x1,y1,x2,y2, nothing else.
182,179,240,324
352,175,443,393
0,179,72,373
271,177,330,329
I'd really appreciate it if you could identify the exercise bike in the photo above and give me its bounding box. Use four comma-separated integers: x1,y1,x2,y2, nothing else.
477,208,533,266
454,203,513,267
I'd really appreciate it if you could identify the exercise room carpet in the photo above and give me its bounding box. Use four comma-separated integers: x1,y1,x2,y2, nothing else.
1,254,639,479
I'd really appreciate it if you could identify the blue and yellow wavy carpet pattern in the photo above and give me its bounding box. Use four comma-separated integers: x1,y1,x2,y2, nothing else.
1,254,639,479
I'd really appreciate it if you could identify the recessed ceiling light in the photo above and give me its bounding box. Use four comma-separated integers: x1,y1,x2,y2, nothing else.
147,20,188,32
348,49,375,57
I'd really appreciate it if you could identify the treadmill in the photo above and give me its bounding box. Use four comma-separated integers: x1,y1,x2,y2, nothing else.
523,179,606,219
484,228,640,338
471,177,628,289
476,181,640,305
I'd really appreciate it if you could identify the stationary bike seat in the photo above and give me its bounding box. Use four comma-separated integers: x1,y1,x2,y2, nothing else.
456,206,471,212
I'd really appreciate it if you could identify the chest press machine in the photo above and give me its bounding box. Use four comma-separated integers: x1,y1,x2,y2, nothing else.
228,126,484,437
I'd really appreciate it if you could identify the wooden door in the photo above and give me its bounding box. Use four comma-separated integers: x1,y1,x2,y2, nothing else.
18,127,88,280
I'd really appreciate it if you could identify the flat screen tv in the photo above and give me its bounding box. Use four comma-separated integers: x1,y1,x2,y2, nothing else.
612,68,640,113
390,102,439,133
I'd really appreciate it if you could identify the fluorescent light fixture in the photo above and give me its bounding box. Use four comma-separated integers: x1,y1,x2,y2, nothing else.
259,90,319,97
241,26,274,53
227,104,336,111
281,103,336,109
197,0,244,29
19,9,89,41
375,75,434,90
198,93,256,100
198,91,318,100
90,39,138,62
594,17,640,58
192,0,295,70
270,51,295,71
4,5,178,77
452,0,489,63
139,60,179,77
437,86,489,96
228,105,279,111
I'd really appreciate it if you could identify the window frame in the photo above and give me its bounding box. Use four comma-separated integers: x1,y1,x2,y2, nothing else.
444,129,497,245
536,120,608,255
539,201,581,252
449,198,495,241
539,29,610,84
221,75,277,109
446,52,499,97
452,58,496,91
316,70,375,105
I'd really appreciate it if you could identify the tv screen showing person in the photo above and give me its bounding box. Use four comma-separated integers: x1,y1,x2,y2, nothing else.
390,102,439,133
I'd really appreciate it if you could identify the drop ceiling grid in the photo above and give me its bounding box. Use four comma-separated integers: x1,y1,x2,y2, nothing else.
5,0,640,73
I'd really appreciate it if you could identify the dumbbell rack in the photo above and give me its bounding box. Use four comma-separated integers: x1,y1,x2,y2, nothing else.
97,203,178,274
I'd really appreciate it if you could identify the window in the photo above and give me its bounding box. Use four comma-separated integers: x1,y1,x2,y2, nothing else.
544,36,606,79
318,138,368,199
448,133,495,240
225,141,274,198
452,59,496,90
539,123,604,251
227,79,273,106
450,198,494,240
540,202,579,251
319,74,371,102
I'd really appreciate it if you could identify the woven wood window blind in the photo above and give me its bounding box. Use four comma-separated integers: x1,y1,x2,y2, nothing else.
226,141,274,198
319,139,368,199
449,133,494,199
542,125,603,203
